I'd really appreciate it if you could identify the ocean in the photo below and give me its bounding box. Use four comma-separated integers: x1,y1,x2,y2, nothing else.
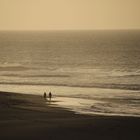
0,30,140,116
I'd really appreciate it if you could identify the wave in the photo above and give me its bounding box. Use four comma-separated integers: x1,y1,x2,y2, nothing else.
0,66,30,71
90,104,140,117
1,74,70,78
109,74,140,78
0,82,140,91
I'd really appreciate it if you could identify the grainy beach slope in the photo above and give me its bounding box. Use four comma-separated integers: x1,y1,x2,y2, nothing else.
0,91,140,140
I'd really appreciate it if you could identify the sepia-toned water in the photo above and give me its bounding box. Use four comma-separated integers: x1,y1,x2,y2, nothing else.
0,30,140,116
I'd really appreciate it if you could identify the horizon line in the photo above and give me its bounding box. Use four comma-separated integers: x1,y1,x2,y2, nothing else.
0,28,140,31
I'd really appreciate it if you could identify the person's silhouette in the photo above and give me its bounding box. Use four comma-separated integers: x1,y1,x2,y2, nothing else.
49,92,52,101
44,92,47,100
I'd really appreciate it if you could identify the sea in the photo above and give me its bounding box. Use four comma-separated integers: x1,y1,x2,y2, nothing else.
0,30,140,117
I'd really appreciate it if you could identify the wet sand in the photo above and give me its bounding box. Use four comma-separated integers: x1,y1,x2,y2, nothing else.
0,91,140,140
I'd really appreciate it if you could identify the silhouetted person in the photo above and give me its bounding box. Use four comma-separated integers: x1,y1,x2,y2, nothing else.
49,92,52,101
44,92,47,100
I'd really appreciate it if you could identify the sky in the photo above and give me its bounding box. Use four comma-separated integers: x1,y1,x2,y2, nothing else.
0,0,140,30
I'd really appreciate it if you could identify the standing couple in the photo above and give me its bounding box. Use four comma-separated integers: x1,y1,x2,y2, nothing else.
44,92,52,101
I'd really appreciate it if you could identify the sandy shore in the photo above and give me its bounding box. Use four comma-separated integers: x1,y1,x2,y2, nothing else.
0,91,140,140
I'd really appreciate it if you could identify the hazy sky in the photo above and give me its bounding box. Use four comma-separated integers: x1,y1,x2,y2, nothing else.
0,0,140,30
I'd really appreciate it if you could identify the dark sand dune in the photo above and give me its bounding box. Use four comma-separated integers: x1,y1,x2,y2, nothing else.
0,91,140,140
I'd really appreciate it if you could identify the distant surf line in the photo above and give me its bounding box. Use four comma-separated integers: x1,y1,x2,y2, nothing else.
0,82,140,91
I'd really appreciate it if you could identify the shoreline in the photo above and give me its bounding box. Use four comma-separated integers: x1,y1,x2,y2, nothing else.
0,91,140,140
0,84,139,117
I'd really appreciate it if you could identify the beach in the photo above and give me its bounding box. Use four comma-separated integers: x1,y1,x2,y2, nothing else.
0,30,140,116
0,91,140,140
